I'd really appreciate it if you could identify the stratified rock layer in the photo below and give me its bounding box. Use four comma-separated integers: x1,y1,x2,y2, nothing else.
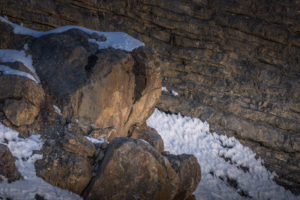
1,0,299,193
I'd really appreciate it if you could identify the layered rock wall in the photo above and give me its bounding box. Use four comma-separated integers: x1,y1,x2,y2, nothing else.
1,0,299,193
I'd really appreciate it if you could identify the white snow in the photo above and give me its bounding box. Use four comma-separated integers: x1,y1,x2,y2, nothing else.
0,64,37,82
171,90,179,96
53,105,62,115
162,86,168,92
0,49,40,83
0,123,82,200
147,109,300,200
85,136,106,144
0,16,144,52
161,87,179,96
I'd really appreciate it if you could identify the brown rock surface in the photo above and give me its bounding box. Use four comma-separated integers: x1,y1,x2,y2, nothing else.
1,0,299,193
35,131,94,194
0,144,20,182
0,75,45,107
29,29,161,139
130,123,164,152
83,137,180,200
3,98,39,126
163,153,201,200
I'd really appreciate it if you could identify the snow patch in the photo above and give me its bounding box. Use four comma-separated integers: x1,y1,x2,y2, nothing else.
161,86,168,92
0,65,37,82
147,109,299,200
53,105,62,115
171,90,179,96
23,43,28,50
0,49,40,83
0,123,82,200
0,16,144,52
85,136,106,144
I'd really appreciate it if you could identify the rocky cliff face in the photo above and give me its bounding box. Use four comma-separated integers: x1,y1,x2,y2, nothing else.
1,0,299,193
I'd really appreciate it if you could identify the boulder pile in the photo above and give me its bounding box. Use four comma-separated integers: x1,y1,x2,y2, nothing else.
0,19,201,199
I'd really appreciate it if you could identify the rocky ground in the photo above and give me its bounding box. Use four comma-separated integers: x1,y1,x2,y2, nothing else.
0,18,200,200
0,0,299,193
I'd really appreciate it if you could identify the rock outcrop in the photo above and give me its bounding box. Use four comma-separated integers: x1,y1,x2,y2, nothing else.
0,17,201,199
1,0,298,193
30,29,161,139
0,19,161,140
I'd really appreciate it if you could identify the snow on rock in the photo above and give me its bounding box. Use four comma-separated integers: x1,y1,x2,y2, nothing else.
147,109,300,200
0,123,82,200
53,105,62,115
0,49,40,83
162,87,168,92
0,16,144,52
85,136,106,144
171,90,179,96
0,64,37,83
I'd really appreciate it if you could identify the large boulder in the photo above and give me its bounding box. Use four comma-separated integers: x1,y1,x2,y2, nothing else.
0,144,20,182
30,29,161,139
0,75,44,107
83,138,179,200
0,74,45,128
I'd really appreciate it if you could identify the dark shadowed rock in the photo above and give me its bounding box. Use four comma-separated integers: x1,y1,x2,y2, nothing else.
83,138,179,200
0,144,20,182
35,131,94,194
163,153,201,200
130,123,164,152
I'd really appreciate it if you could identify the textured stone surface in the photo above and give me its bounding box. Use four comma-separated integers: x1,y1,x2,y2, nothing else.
131,123,164,152
163,153,201,200
0,75,45,107
1,0,299,193
0,144,20,183
3,98,39,126
35,131,94,194
30,29,161,139
83,138,180,200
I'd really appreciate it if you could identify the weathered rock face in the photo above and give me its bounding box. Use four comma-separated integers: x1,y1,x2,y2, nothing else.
35,131,95,194
1,0,298,193
0,144,20,182
29,29,161,139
